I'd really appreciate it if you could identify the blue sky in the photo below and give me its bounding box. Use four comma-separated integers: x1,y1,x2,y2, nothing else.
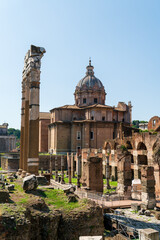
0,0,159,129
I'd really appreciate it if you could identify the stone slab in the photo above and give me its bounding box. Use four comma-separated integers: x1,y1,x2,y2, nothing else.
79,237,103,240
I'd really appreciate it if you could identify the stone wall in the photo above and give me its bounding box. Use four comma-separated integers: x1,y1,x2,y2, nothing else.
1,154,19,171
0,154,67,171
0,136,16,152
39,118,50,152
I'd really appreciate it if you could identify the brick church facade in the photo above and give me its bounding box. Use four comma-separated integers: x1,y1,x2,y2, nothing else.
46,60,132,154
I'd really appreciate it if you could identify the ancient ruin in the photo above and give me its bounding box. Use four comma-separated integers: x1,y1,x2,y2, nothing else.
20,45,45,175
0,123,16,152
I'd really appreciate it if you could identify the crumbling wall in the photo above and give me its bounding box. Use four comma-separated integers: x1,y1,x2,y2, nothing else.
0,205,104,240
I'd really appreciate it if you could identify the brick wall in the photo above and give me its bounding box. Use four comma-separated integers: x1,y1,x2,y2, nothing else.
1,156,19,171
39,155,67,170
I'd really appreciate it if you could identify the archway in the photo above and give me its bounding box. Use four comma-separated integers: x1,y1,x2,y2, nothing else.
137,142,148,165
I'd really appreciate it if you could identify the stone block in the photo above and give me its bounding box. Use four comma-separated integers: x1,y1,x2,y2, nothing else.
154,212,160,220
23,174,38,191
6,184,15,191
0,190,9,203
37,176,48,185
131,191,141,200
131,203,140,211
145,210,151,216
139,228,159,240
141,198,156,209
141,186,155,193
141,179,155,187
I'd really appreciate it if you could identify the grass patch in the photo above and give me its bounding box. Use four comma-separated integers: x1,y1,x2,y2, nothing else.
14,182,24,192
6,180,88,212
52,172,78,185
41,189,86,211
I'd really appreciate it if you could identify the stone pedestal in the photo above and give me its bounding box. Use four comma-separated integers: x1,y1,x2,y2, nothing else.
141,166,156,209
117,154,132,199
81,155,103,193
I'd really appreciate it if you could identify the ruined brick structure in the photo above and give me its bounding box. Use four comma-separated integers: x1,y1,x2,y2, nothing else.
0,123,16,152
148,116,160,131
104,127,160,199
48,60,132,154
20,45,45,175
39,112,50,152
80,149,103,193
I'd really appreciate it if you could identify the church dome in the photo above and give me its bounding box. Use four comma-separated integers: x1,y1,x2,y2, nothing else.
76,60,104,89
74,60,106,107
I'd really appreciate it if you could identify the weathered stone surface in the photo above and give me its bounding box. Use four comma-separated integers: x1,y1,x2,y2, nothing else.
23,175,38,191
155,212,160,220
0,190,9,203
0,204,104,240
58,206,104,240
36,176,48,186
67,193,78,203
6,184,15,191
26,198,48,211
145,210,151,216
131,203,140,212
138,209,145,215
139,228,159,240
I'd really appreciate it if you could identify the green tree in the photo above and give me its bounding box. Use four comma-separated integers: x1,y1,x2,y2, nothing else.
8,128,20,139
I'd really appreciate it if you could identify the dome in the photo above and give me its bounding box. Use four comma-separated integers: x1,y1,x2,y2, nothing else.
77,75,103,89
74,60,106,107
76,60,104,90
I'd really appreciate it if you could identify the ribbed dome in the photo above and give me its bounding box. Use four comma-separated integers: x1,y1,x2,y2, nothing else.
74,60,106,107
77,75,103,89
76,60,104,89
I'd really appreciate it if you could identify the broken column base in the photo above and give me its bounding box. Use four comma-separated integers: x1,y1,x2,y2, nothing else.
117,183,132,199
131,191,141,200
141,199,156,210
141,192,156,209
